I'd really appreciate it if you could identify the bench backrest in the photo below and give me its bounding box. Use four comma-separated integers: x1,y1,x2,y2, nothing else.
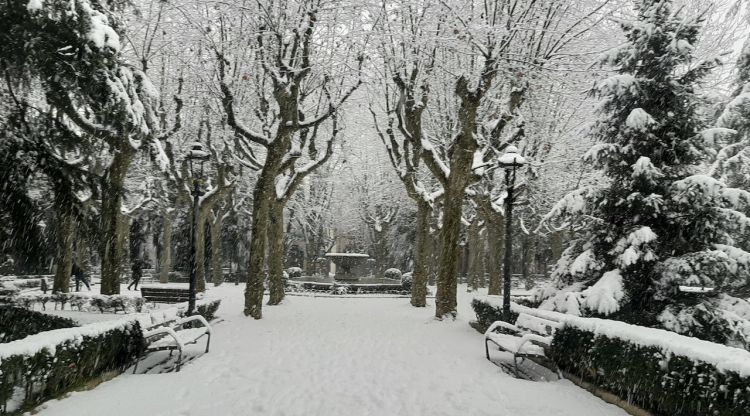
515,313,561,336
141,287,190,303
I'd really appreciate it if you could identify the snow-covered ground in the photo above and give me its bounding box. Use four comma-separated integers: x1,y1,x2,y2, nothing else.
33,285,626,416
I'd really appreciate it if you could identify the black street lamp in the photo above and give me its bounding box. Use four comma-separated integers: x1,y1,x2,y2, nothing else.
187,142,210,315
498,145,525,322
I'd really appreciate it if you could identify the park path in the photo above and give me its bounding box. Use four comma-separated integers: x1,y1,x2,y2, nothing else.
35,286,626,416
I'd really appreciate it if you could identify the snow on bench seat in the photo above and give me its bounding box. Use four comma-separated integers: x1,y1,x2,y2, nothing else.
148,327,208,350
486,332,545,356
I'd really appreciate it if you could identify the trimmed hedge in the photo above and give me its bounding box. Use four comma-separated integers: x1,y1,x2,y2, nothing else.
470,298,519,331
0,319,143,414
553,325,750,416
14,293,145,314
0,307,76,343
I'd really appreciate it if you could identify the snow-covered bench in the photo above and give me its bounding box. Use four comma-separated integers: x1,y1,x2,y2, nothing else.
484,312,562,377
133,315,212,373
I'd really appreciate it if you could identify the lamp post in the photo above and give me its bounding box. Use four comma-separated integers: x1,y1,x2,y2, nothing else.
498,145,525,322
187,142,210,315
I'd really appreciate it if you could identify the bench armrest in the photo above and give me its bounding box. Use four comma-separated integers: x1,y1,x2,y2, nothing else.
144,326,183,348
516,333,551,352
485,320,520,336
175,315,212,334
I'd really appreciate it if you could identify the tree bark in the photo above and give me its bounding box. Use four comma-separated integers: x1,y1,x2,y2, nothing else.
411,201,431,307
100,149,134,295
159,213,172,283
211,211,224,286
52,201,74,293
244,164,278,318
467,220,483,292
434,81,482,318
267,202,285,305
435,186,466,318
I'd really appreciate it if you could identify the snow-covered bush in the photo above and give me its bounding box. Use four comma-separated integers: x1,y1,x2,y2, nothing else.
400,272,413,291
0,307,76,342
384,268,402,280
553,321,750,416
0,318,143,413
193,299,222,321
15,293,145,314
287,267,303,278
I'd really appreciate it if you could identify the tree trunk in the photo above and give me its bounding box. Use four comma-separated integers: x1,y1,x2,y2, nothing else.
467,220,482,292
435,185,465,318
52,202,74,293
434,95,479,318
485,218,504,295
211,212,224,286
267,202,285,305
159,213,172,283
244,170,275,318
99,149,134,295
427,228,439,286
411,201,431,307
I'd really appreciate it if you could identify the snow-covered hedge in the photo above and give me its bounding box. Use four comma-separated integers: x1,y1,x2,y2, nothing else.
554,322,750,416
14,293,145,314
472,295,750,415
0,317,143,414
0,307,76,343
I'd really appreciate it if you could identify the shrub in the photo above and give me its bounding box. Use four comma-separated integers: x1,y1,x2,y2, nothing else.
0,318,143,414
401,272,412,291
193,299,221,321
14,293,145,314
552,323,750,416
384,268,402,280
0,307,77,343
470,298,519,332
287,267,303,278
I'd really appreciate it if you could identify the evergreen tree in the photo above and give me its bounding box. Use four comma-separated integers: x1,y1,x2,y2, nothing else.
538,0,750,346
712,35,750,192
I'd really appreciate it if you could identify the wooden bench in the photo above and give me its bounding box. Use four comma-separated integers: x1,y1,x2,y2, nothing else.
140,287,190,304
484,312,562,378
133,315,212,373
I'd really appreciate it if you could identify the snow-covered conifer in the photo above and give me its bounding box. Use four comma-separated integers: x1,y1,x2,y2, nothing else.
538,0,750,346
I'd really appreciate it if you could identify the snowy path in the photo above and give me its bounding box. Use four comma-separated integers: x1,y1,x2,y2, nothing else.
34,286,626,416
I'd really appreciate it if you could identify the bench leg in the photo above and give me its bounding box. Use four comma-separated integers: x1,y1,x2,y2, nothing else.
513,355,520,378
485,338,491,360
205,333,211,353
176,349,183,372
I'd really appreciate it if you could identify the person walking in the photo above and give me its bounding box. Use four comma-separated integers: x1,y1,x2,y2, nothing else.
72,262,90,291
128,259,142,291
